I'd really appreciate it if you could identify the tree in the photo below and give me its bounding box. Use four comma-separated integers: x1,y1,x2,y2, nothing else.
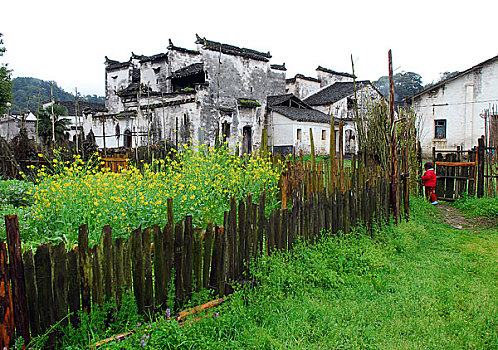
38,104,70,145
0,33,13,115
374,71,424,101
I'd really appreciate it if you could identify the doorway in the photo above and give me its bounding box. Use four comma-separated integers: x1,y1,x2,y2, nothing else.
242,126,252,155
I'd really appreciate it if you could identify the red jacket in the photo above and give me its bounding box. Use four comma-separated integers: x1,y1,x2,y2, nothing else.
422,169,437,187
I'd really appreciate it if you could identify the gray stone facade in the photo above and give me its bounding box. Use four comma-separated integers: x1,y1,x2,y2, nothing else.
96,35,287,153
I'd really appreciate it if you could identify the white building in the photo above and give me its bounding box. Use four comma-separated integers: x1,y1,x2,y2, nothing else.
303,81,383,155
268,94,338,156
408,54,498,155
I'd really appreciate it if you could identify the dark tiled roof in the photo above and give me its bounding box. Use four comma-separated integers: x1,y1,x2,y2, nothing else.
271,106,335,124
316,66,355,78
304,81,371,106
140,52,168,63
408,53,498,100
105,56,130,71
57,101,106,116
195,34,271,62
172,63,204,79
286,74,320,84
168,39,201,55
267,94,295,106
270,63,286,71
117,82,154,97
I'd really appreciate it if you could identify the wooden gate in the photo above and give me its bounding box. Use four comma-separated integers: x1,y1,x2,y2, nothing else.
432,147,477,201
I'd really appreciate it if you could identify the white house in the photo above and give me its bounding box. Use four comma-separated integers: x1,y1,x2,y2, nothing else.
268,94,338,156
303,81,383,155
408,54,498,155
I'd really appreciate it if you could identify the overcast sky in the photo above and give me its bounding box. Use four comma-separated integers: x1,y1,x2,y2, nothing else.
2,0,497,96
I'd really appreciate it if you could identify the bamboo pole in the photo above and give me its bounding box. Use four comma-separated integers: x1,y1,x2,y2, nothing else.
50,83,55,144
388,50,399,224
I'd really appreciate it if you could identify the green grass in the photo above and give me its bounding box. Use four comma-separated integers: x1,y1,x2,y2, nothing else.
454,195,498,219
55,197,498,349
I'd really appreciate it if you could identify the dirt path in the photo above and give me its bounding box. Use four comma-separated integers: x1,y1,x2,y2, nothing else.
436,203,495,233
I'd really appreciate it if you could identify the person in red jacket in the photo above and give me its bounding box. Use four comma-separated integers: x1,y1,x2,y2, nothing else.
422,162,438,205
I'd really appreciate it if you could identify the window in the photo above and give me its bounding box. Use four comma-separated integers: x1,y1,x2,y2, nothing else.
435,120,446,139
222,121,230,142
297,128,302,140
322,130,326,141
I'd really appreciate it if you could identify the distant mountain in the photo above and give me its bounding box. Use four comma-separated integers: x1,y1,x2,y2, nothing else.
11,77,104,113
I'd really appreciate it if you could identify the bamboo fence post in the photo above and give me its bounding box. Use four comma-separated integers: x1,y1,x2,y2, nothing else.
52,242,68,327
0,241,14,348
142,227,154,317
22,250,40,336
67,248,80,327
5,215,30,343
78,224,92,313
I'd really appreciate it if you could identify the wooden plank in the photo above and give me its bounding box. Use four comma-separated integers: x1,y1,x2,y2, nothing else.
142,227,154,317
78,224,92,313
237,199,245,273
257,194,266,253
153,225,165,309
122,237,132,293
34,244,55,333
102,225,114,302
202,223,213,290
0,241,14,349
229,197,238,280
183,216,194,302
5,215,30,343
251,203,258,259
174,221,184,309
219,226,227,297
52,242,68,327
164,203,175,308
22,250,40,336
244,195,253,261
131,228,144,313
209,226,221,294
435,162,476,166
92,245,103,306
114,237,124,307
477,136,485,198
281,209,288,252
193,228,203,292
289,204,296,250
274,209,281,250
67,248,80,327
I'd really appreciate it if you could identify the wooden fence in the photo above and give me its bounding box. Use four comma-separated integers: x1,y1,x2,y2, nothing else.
0,164,395,348
433,135,498,200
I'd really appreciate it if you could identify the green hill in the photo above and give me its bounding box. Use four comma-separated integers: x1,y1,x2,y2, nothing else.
11,77,104,113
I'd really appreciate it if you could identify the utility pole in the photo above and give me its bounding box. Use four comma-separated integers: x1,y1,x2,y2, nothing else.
388,49,398,224
36,91,41,147
75,87,80,153
50,83,56,144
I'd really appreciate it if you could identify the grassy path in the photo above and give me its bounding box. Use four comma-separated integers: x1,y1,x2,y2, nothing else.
61,198,498,349
192,198,498,349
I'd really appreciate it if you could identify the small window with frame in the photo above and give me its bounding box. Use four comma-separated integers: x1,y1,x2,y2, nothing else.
435,119,446,139
297,128,302,140
322,130,326,141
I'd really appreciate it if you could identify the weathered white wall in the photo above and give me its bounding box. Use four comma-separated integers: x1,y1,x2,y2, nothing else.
106,65,131,113
271,112,333,155
287,77,321,100
317,71,353,87
412,59,498,155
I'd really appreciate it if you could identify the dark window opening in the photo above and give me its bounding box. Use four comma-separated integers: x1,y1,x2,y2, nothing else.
435,120,446,139
242,126,252,154
123,129,132,148
322,130,326,141
172,71,205,92
297,128,302,140
222,122,230,142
